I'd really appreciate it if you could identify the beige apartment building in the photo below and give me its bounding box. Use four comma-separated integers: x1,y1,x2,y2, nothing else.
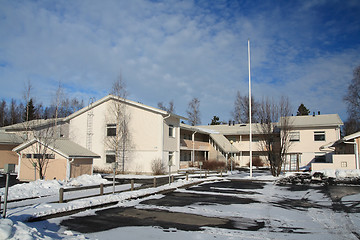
312,131,360,171
179,114,343,172
0,94,347,179
64,95,185,174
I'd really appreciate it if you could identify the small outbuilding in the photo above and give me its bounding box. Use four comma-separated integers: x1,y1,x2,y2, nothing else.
0,131,23,169
13,138,100,181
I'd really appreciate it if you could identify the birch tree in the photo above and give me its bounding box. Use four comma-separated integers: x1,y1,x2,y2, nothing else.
187,97,201,126
106,76,133,173
232,90,259,123
257,96,293,176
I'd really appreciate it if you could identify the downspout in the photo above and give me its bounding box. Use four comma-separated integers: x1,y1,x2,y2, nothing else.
16,152,21,180
192,131,197,164
162,114,171,164
66,158,75,181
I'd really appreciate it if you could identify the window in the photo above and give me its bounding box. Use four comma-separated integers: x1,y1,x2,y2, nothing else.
289,132,300,141
341,161,347,168
314,131,325,141
107,124,117,136
106,153,116,163
314,153,326,163
252,136,259,142
169,125,174,137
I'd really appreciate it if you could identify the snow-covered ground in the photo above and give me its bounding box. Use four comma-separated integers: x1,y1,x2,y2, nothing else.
0,170,359,239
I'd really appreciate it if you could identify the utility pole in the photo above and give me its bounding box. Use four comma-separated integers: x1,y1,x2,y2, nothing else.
248,39,253,178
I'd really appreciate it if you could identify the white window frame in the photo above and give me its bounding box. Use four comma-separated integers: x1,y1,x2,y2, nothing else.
314,131,326,141
106,151,116,163
289,131,300,142
169,125,175,138
107,124,117,137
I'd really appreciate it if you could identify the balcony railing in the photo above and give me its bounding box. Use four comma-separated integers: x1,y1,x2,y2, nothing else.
180,139,210,151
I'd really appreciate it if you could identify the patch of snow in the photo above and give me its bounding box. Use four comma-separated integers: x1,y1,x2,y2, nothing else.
0,174,111,200
314,169,360,179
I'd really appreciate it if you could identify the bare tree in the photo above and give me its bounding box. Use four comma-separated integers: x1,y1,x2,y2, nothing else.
257,96,293,176
157,100,175,113
344,65,360,134
28,123,57,180
231,90,259,123
187,98,201,126
106,76,133,173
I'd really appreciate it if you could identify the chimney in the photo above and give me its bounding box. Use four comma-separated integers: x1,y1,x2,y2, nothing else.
318,111,320,115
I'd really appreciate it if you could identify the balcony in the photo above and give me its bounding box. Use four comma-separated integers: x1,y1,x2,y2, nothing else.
180,139,210,151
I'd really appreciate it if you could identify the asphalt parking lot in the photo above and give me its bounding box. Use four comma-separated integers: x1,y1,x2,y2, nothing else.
60,179,360,237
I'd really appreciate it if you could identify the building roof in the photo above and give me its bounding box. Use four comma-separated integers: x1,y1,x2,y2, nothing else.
280,114,343,128
1,118,64,132
210,134,239,153
193,123,263,135
13,138,100,159
64,95,187,121
0,131,23,144
343,131,360,141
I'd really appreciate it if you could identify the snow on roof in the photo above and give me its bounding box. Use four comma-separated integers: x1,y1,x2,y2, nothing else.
65,95,187,121
281,114,343,128
2,118,64,131
13,138,100,159
0,131,23,144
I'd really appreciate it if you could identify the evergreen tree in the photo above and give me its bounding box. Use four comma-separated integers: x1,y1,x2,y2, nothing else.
210,116,221,125
296,103,310,116
24,98,36,121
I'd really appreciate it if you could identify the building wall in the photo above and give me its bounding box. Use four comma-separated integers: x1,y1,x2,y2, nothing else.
70,158,93,178
311,154,356,171
69,98,180,174
0,144,19,169
18,144,68,181
288,126,341,167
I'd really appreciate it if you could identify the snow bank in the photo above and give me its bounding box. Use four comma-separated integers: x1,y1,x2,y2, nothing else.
66,174,109,187
315,169,360,179
0,218,51,240
0,174,111,200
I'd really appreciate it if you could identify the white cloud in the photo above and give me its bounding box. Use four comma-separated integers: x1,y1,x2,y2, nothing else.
0,0,359,124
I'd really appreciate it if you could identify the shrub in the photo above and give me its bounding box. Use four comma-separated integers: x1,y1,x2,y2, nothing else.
246,157,264,167
202,160,226,170
151,158,166,175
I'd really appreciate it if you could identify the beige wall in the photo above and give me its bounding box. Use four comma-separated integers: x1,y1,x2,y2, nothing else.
311,154,356,171
0,144,19,169
71,158,93,178
69,98,181,174
288,126,341,166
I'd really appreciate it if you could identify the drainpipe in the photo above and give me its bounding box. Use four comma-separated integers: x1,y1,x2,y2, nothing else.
344,141,359,170
66,158,75,181
16,152,21,180
162,114,171,165
192,131,197,164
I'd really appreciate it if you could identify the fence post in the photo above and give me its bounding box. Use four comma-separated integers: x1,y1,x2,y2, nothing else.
59,188,64,203
100,183,104,195
171,175,174,183
153,177,157,188
205,171,207,178
186,173,188,181
131,180,134,191
220,170,223,177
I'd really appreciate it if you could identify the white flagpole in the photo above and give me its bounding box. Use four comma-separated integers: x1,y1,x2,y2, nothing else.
248,39,253,178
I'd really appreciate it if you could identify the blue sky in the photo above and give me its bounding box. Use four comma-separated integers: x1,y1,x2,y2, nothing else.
0,0,359,124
